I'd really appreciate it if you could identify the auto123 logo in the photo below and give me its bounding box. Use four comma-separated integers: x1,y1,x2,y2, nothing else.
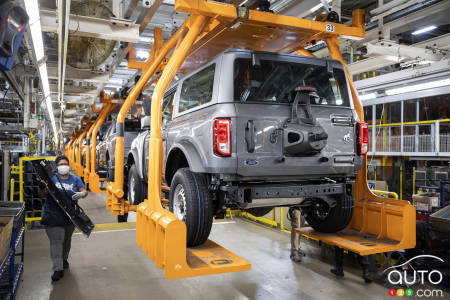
384,255,446,298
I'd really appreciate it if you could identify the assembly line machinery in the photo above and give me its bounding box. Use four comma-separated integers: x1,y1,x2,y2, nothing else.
66,0,416,279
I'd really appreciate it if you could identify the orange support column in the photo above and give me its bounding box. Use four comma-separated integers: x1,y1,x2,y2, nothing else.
106,26,185,215
89,102,116,193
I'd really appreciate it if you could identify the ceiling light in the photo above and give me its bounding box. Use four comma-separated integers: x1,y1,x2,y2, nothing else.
23,0,40,24
25,0,58,141
24,1,44,62
358,93,377,101
29,23,44,61
39,64,50,96
385,78,450,96
412,25,437,35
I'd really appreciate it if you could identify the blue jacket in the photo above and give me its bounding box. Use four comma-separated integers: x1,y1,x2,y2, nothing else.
41,174,85,227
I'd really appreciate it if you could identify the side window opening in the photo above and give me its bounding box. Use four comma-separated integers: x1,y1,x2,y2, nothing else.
162,91,176,126
179,64,215,113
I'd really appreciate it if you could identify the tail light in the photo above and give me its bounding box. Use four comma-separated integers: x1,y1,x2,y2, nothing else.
357,122,369,155
213,118,231,156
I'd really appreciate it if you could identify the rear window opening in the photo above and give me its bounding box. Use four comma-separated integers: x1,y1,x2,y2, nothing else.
124,120,141,132
234,58,350,107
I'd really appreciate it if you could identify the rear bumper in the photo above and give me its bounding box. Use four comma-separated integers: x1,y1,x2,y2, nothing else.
221,182,348,208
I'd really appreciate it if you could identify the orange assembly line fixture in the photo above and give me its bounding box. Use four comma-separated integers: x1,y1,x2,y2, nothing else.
74,115,93,178
96,0,416,279
89,100,120,193
83,101,110,184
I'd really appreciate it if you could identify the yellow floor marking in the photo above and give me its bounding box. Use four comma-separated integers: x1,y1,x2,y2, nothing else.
74,222,136,233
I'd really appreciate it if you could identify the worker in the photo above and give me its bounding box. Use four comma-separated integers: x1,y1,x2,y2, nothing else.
39,155,88,282
330,246,373,283
288,207,306,262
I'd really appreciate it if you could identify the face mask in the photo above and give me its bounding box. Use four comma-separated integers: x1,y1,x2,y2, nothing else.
57,165,70,175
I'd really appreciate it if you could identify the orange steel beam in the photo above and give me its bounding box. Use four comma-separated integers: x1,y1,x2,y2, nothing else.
89,102,117,193
68,129,82,169
175,1,365,41
74,115,93,177
107,24,188,214
83,101,110,183
323,36,415,253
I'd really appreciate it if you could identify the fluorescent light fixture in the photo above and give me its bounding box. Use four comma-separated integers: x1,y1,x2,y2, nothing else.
385,78,450,95
24,1,45,62
358,93,377,101
384,55,406,62
136,50,150,60
23,0,40,24
412,25,437,35
25,0,58,141
39,64,50,96
29,23,44,61
310,0,332,13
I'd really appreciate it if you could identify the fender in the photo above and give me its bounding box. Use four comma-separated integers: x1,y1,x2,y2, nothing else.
127,148,144,180
166,139,207,174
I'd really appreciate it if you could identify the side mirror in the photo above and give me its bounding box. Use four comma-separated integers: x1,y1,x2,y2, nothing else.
141,116,150,129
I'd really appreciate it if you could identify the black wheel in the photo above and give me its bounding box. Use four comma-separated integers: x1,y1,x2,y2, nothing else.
245,207,273,217
117,214,127,222
118,164,144,223
303,195,353,233
169,168,213,247
107,157,115,182
128,164,144,206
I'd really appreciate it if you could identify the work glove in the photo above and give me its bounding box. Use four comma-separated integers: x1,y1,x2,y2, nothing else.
72,191,86,201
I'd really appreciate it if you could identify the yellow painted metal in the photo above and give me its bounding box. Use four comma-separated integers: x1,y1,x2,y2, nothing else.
74,116,94,178
10,179,14,201
372,190,399,200
83,100,113,185
11,165,19,175
106,26,181,216
323,35,415,255
369,118,450,127
133,14,250,279
240,212,277,227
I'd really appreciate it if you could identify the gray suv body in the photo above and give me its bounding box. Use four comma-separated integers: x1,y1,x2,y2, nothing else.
97,120,141,180
125,49,365,246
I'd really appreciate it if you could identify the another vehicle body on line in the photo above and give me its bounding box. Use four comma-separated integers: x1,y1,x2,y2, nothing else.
97,120,141,180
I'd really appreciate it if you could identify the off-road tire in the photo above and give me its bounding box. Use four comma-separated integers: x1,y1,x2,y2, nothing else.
169,168,213,247
107,157,115,182
118,164,144,223
304,194,353,233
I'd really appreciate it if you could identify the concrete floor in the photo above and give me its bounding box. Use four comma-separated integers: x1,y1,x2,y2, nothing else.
17,193,396,300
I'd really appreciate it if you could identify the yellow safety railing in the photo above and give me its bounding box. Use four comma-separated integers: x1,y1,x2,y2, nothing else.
368,118,450,127
372,190,399,200
18,156,56,225
10,179,14,201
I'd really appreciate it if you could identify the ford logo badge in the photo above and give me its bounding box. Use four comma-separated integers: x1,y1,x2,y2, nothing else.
245,159,258,166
